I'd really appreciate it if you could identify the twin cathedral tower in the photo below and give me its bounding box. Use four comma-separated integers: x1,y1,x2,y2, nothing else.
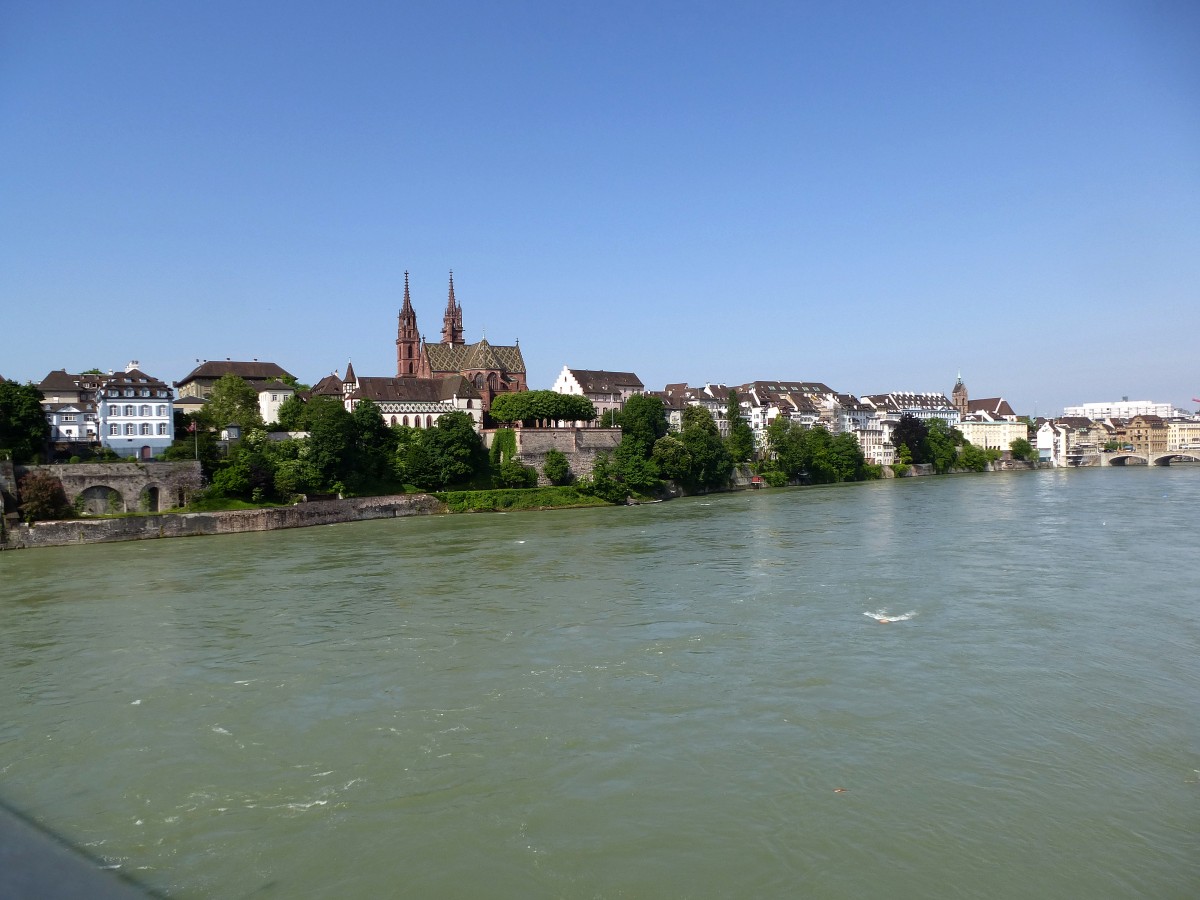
393,271,527,411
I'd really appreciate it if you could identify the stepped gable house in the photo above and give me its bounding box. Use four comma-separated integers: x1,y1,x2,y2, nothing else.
394,271,527,415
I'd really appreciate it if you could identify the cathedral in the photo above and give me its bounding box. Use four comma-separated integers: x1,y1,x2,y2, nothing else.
395,271,528,415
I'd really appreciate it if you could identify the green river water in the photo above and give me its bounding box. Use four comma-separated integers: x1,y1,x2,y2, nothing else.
2,467,1197,898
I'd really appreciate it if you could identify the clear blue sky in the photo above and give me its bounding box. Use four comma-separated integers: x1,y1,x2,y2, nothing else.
3,1,1197,415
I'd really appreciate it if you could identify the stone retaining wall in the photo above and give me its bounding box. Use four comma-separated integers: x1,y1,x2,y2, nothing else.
485,427,623,485
1,493,442,550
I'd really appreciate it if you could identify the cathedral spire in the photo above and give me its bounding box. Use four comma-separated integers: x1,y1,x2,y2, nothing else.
441,270,464,345
396,270,421,376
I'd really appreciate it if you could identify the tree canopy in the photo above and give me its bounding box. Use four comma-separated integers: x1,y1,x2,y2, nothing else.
725,390,755,463
766,419,868,484
201,374,263,432
489,390,596,426
0,380,49,463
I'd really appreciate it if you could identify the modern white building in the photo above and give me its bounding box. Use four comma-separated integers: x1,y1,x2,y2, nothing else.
1063,400,1178,419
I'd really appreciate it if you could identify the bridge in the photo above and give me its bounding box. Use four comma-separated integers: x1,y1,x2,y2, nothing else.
7,461,202,516
1100,450,1200,466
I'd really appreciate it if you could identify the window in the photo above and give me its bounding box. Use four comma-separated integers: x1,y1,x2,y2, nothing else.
140,389,150,397
403,416,410,427
109,424,120,436
426,415,433,428
124,424,136,435
124,389,134,397
140,405,151,417
156,405,166,416
124,405,136,416
140,423,151,435
157,423,168,435
63,414,76,422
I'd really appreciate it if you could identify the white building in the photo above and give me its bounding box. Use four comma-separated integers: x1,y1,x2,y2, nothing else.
553,367,644,421
95,362,175,459
1063,400,1179,419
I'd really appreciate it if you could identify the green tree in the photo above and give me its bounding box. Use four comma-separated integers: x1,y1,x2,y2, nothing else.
891,415,929,465
677,406,733,489
614,438,660,492
275,394,307,430
304,397,356,488
17,471,71,522
1010,437,1034,461
650,434,693,483
542,448,572,485
493,458,538,488
925,419,959,473
422,411,486,488
582,451,628,504
350,399,395,483
489,390,596,426
958,442,997,472
201,374,264,432
725,390,755,463
0,381,50,463
620,395,669,451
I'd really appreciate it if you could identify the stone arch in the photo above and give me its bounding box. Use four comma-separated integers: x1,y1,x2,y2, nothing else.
79,485,125,515
140,485,160,512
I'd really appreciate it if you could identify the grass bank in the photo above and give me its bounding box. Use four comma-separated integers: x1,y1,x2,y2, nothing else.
433,486,610,512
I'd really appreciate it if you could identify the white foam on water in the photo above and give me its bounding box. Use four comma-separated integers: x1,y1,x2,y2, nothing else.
864,609,916,623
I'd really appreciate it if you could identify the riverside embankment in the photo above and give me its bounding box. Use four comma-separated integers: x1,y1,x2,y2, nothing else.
0,493,442,550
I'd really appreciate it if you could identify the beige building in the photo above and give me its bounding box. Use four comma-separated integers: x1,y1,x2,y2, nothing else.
958,417,1028,453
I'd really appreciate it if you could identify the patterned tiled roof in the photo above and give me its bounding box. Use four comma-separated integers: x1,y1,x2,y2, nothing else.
425,339,525,376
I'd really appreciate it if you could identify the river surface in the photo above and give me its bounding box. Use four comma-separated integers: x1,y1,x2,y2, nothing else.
2,467,1198,898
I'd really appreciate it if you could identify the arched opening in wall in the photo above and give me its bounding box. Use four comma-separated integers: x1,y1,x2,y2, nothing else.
140,486,160,513
79,485,124,516
140,445,152,460
403,415,410,427
390,416,397,426
426,415,433,428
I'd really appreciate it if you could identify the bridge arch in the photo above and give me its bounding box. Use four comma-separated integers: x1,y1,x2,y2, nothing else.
1151,451,1200,466
1106,452,1147,466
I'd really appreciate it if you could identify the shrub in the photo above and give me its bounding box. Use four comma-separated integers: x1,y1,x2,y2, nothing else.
542,449,572,485
18,471,73,522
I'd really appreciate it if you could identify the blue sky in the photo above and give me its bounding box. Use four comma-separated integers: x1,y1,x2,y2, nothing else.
2,1,1197,415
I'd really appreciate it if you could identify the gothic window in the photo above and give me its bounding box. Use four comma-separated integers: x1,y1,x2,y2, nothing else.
403,416,409,427
426,415,433,428
390,416,397,426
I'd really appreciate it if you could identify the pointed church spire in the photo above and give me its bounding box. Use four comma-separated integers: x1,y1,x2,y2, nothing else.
344,358,356,383
396,270,421,376
441,270,464,345
401,270,414,314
